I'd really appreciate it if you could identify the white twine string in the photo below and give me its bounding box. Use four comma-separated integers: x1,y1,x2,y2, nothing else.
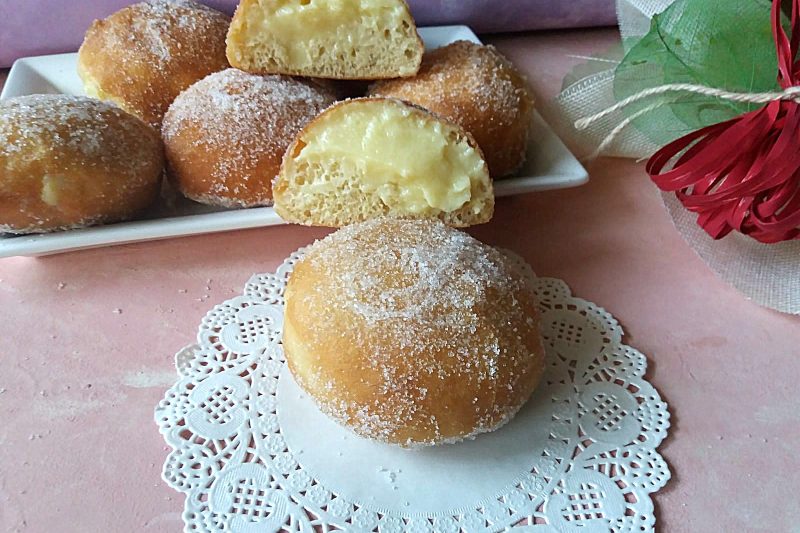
573,83,800,159
565,54,621,64
584,102,664,161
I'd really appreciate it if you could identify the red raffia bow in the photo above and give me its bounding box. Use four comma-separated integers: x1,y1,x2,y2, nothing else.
646,0,800,243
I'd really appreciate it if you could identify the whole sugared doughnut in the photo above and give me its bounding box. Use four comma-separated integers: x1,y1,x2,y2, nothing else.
162,69,336,208
369,40,534,178
283,218,546,446
77,0,230,128
0,95,164,234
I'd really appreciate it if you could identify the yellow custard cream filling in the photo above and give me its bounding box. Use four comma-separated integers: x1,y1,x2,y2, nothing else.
242,0,405,66
40,175,65,207
294,102,485,213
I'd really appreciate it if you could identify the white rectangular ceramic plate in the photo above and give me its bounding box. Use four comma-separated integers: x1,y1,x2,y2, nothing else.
0,25,587,257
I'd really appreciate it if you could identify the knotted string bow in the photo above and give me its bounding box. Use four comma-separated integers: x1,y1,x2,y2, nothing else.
646,0,800,243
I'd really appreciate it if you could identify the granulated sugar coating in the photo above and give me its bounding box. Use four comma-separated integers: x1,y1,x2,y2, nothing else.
130,0,224,64
370,40,535,178
0,95,154,164
77,0,231,127
162,69,336,207
283,218,546,447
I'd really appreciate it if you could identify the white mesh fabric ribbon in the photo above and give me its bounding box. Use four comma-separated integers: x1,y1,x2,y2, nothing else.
552,0,676,160
155,248,671,532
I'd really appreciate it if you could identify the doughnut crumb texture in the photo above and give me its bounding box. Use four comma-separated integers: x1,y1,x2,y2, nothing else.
162,69,336,208
78,0,231,128
274,98,494,227
0,95,164,234
370,40,535,178
283,218,546,446
226,0,423,79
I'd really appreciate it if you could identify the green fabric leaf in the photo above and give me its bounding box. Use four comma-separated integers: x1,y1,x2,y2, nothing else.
613,0,781,146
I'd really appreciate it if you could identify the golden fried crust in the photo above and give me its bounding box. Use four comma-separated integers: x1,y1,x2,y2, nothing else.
77,0,230,129
0,95,164,234
370,41,535,178
162,69,336,208
283,218,545,446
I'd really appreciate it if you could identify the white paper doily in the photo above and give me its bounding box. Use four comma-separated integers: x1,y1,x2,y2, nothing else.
155,247,671,533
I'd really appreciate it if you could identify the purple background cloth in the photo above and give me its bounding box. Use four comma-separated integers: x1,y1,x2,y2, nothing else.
0,0,616,67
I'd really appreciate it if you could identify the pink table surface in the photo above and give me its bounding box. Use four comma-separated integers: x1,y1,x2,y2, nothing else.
2,29,800,533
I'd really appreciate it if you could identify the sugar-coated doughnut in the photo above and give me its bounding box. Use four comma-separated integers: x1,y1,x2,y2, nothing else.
283,218,546,446
274,97,493,227
370,41,535,178
226,0,423,79
162,69,336,208
0,95,164,234
78,0,230,128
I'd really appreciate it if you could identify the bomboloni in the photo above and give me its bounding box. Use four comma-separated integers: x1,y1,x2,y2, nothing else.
282,218,546,446
0,95,163,234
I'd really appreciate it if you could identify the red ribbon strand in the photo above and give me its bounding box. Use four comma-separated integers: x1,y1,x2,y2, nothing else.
646,0,800,243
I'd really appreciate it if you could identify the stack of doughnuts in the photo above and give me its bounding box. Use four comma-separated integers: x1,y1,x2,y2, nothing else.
1,0,535,232
0,0,546,447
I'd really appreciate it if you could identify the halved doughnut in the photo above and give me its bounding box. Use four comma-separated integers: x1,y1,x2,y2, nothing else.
225,0,423,79
273,97,494,227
